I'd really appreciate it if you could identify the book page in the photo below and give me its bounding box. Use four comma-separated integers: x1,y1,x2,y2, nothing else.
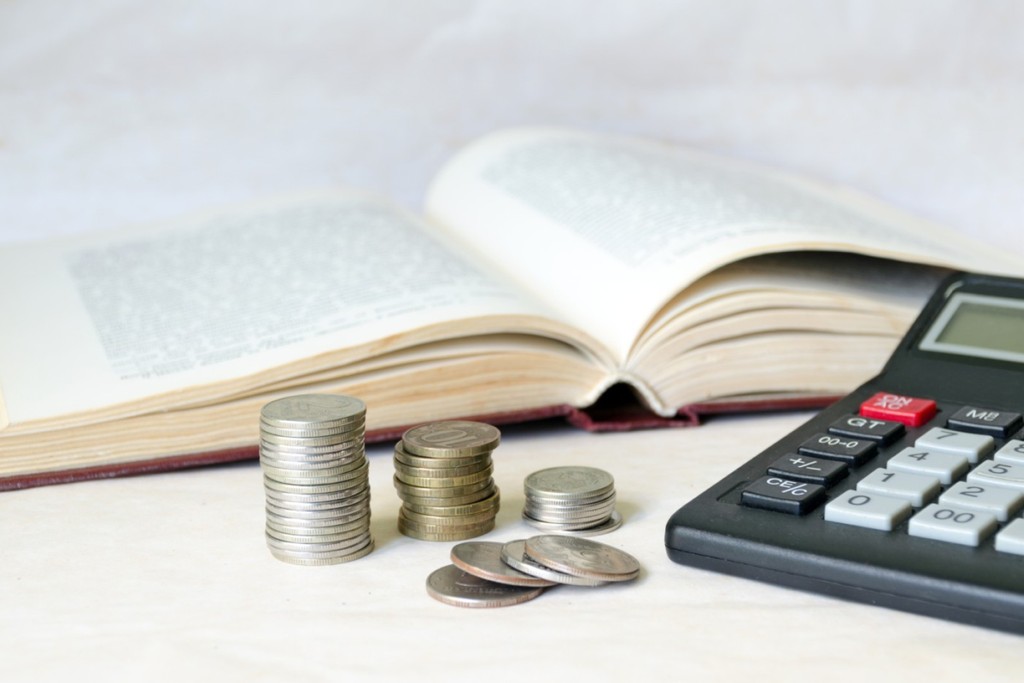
425,127,1023,362
0,192,566,427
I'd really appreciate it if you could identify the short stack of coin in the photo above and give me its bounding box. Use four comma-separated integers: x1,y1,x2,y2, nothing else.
522,466,621,535
394,421,501,541
260,394,374,565
425,535,641,608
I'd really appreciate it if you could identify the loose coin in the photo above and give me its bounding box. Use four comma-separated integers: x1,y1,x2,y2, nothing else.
451,541,557,587
523,535,640,582
426,564,545,608
499,539,606,587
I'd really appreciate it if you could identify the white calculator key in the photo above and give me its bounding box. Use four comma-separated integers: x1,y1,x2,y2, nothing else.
914,428,994,464
857,468,941,508
994,440,1024,466
824,490,912,531
886,447,969,485
939,482,1024,522
908,504,998,546
994,519,1024,556
966,460,1024,492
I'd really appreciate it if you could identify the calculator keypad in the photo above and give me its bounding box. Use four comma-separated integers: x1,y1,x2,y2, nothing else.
740,391,1024,556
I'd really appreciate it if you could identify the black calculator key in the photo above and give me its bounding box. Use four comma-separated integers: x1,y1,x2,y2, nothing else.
828,415,905,445
798,432,877,466
767,454,847,487
945,406,1023,438
740,476,826,515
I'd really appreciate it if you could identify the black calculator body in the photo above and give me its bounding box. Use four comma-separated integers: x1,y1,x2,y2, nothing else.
665,272,1024,633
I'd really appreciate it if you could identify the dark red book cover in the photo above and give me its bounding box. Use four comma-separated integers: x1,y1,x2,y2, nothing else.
0,391,835,492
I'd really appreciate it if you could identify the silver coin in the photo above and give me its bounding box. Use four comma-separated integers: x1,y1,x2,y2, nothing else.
400,507,496,527
394,443,491,469
266,505,371,528
263,461,369,492
401,488,500,517
450,541,557,587
266,522,370,545
259,431,365,448
261,452,367,473
526,490,617,510
263,483,368,505
267,518,371,539
392,474,493,499
266,500,370,523
523,534,640,582
265,491,370,514
397,509,496,533
394,467,493,489
266,524,371,545
261,460,369,485
393,458,492,480
425,564,545,608
396,483,498,508
402,421,500,458
522,512,611,531
523,510,623,537
269,538,374,565
398,516,495,542
499,540,605,587
524,466,615,501
524,499,610,520
523,509,615,527
260,440,366,458
259,418,366,438
260,394,366,428
266,530,372,553
259,451,366,471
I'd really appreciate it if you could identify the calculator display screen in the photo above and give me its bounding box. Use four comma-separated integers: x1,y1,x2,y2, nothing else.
919,292,1024,363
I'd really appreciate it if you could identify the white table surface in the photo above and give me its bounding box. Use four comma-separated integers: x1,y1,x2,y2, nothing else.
5,412,1024,682
3,2,1024,680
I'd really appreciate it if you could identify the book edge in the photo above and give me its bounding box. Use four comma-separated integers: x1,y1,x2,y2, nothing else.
0,397,834,492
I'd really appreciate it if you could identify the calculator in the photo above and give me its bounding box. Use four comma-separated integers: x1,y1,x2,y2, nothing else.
665,271,1024,634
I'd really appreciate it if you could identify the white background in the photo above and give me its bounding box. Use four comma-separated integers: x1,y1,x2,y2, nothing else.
2,1,1023,256
3,2,1024,681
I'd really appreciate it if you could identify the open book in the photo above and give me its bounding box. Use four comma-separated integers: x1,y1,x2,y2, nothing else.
2,127,1021,489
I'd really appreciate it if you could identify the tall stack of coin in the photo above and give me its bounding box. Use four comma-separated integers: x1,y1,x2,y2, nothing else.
260,394,373,565
394,421,501,541
522,466,621,535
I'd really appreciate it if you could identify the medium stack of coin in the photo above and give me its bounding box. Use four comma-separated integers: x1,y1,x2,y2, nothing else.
522,466,621,535
425,535,640,608
394,421,501,541
260,394,373,565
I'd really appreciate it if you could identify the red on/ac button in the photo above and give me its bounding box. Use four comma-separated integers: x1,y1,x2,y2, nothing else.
860,392,937,427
